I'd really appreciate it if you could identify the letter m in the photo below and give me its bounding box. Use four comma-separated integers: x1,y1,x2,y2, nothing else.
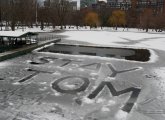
88,81,141,113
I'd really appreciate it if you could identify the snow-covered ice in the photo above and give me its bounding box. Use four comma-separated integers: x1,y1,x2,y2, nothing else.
59,30,165,51
1,29,165,120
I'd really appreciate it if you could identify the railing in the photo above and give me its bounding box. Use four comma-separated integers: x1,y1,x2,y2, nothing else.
35,35,57,42
0,35,59,53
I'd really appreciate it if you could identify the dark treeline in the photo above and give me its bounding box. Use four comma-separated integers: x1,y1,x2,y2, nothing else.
0,0,69,31
0,0,37,31
0,0,165,32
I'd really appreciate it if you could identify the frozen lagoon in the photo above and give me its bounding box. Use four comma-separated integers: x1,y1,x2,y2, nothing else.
0,31,165,120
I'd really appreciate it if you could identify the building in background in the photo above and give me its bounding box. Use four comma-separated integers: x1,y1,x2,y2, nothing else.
44,0,50,7
80,0,97,8
107,0,116,3
44,0,78,10
70,1,78,10
90,0,164,12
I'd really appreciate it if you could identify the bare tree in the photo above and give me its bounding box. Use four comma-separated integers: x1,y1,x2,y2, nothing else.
9,0,17,31
140,8,153,32
69,10,83,29
153,13,165,32
108,10,126,30
96,1,111,29
84,11,100,29
52,0,71,29
38,7,46,30
1,0,10,30
0,0,2,30
25,0,36,28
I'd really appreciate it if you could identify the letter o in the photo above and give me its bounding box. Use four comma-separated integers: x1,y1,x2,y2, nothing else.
52,76,90,94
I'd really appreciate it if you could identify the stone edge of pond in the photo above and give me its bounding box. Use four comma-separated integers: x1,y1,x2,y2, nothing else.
39,43,151,62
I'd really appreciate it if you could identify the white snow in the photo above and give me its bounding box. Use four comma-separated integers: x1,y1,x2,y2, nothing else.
0,31,28,37
154,67,165,79
148,49,159,63
33,43,55,52
54,92,61,96
53,71,62,76
59,30,165,51
101,106,110,112
39,87,48,91
1,26,54,33
8,102,14,106
0,61,11,68
12,82,21,85
26,60,32,63
98,0,107,3
152,68,165,93
63,82,76,89
108,100,116,106
90,72,98,77
40,82,47,85
96,98,106,103
82,97,95,104
18,27,54,33
115,110,128,120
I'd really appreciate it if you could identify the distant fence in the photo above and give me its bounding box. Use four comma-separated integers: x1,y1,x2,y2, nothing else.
36,35,57,41
0,35,59,53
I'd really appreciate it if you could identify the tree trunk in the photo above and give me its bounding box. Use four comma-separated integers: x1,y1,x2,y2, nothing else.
41,21,44,30
115,25,117,30
11,21,16,31
146,27,148,32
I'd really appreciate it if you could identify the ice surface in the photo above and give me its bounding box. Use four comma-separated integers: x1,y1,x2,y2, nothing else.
60,30,165,51
1,29,165,120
